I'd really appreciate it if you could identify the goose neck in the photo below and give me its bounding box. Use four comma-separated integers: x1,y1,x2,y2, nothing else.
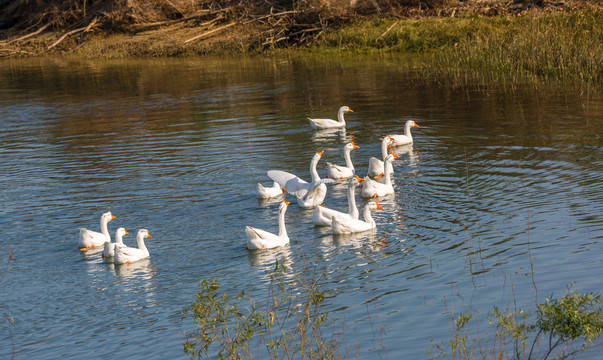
337,108,346,124
343,148,354,169
278,209,288,238
136,234,148,252
363,206,375,227
310,157,321,183
100,218,110,236
347,182,359,218
404,122,414,140
381,137,389,159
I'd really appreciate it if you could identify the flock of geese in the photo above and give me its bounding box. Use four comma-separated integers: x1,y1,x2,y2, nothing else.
78,212,152,265
76,106,419,262
247,106,419,250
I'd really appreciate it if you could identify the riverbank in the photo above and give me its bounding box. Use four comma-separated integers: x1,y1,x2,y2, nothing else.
1,1,601,89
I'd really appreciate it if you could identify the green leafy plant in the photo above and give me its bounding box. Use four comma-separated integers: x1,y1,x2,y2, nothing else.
429,285,603,360
182,260,345,360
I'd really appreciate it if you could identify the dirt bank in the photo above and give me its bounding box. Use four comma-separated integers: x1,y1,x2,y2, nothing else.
0,0,596,58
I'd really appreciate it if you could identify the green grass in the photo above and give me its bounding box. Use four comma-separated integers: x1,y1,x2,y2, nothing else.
312,9,603,89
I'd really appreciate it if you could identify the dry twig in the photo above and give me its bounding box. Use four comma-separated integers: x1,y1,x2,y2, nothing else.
1,24,50,46
47,18,98,50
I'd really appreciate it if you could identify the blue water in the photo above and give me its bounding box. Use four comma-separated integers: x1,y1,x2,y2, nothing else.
0,56,601,359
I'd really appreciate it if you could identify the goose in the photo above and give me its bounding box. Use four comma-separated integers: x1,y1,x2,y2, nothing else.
313,176,364,226
362,153,398,198
367,136,395,178
308,106,353,130
388,120,419,146
332,201,383,234
257,181,285,199
114,229,152,265
326,142,359,180
246,201,290,250
268,151,334,209
78,211,116,250
102,228,129,259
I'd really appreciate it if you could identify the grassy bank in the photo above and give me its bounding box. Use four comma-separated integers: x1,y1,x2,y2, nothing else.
1,2,601,90
309,9,603,89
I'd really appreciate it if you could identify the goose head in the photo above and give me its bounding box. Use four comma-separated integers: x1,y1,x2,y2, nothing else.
339,106,353,113
102,211,116,223
367,201,384,211
312,150,324,164
116,227,128,238
385,153,398,163
352,175,365,185
345,142,359,151
279,201,290,213
137,229,152,239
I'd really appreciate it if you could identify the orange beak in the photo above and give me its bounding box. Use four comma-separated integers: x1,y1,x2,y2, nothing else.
355,175,365,183
111,214,116,220
375,201,384,210
413,122,420,127
351,142,359,149
316,151,324,156
125,230,129,235
348,108,354,112
392,153,399,159
284,201,290,206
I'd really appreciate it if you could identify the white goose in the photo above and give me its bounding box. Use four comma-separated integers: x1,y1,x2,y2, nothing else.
308,106,353,130
326,142,359,180
313,176,364,226
388,120,419,146
78,211,116,250
332,201,383,234
257,181,285,199
102,228,129,259
246,201,290,250
114,229,152,265
268,151,334,209
367,136,395,178
362,153,398,198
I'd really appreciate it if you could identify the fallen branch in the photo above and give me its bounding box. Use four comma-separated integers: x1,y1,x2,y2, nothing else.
377,20,399,40
184,21,236,44
47,18,97,50
243,10,300,25
130,9,228,33
1,24,50,46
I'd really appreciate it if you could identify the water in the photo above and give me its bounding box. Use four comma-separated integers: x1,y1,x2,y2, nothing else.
0,56,601,359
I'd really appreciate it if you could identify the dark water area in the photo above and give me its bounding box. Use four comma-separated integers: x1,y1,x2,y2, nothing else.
0,55,601,359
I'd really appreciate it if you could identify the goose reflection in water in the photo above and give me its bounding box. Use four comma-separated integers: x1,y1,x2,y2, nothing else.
246,246,293,270
113,258,156,280
311,128,352,144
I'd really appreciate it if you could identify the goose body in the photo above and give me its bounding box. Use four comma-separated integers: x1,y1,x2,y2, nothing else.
367,136,395,178
114,229,152,265
102,228,129,259
313,176,364,226
268,151,334,208
246,201,290,250
388,120,419,146
308,106,353,130
332,201,383,234
362,154,398,198
257,181,285,199
326,142,359,180
78,211,116,250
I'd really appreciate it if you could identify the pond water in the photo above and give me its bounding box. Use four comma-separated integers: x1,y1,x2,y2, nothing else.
0,55,601,359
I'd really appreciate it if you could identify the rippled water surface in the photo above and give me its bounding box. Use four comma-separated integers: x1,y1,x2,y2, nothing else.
0,56,602,359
